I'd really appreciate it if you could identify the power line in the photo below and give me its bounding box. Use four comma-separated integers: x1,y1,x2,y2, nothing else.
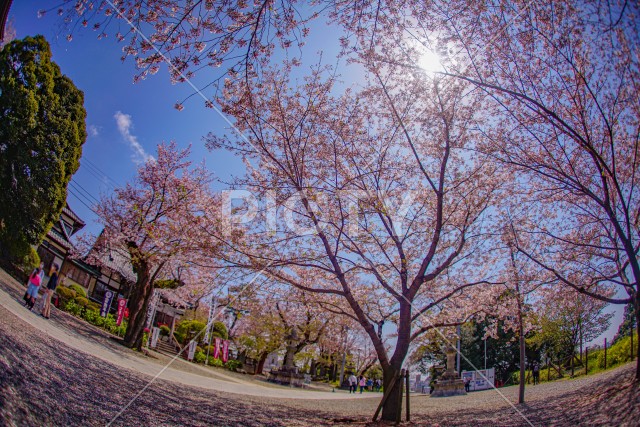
67,187,100,217
82,157,121,188
69,179,100,204
79,163,117,190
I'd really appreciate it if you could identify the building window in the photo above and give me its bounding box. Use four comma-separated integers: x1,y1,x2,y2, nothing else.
63,264,90,288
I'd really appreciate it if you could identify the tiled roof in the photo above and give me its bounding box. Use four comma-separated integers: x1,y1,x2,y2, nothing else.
93,247,137,283
47,228,72,249
63,203,86,230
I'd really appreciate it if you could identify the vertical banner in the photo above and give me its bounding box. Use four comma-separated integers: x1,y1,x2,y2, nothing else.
222,339,229,363
116,298,127,326
101,290,114,317
150,327,161,348
145,289,160,330
187,340,197,361
214,337,221,359
204,296,216,344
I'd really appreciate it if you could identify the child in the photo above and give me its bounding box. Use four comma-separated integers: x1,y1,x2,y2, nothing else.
24,267,42,310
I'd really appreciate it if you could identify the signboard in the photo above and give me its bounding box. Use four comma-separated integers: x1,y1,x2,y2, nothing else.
213,337,221,359
150,327,161,348
145,289,160,329
187,340,197,361
101,290,114,317
116,298,127,326
221,340,229,363
461,368,495,391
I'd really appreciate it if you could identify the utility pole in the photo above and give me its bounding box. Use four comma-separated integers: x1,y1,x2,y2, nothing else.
484,337,487,370
456,325,461,374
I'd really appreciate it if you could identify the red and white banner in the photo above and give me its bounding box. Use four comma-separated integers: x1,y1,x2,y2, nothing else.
116,298,127,326
222,340,229,363
214,337,221,359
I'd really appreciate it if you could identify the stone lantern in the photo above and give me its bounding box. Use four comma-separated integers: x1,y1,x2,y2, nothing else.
431,342,467,397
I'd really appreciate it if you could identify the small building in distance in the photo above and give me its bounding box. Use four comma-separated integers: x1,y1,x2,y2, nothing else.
36,203,100,289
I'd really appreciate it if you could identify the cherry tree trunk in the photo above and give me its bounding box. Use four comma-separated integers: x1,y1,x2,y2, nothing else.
255,352,268,375
123,266,153,349
518,318,526,404
635,296,640,382
381,364,404,421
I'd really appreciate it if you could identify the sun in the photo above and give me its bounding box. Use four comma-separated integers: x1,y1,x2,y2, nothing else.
417,48,445,74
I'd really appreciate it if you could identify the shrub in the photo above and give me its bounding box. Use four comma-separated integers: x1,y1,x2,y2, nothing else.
114,323,127,337
20,247,40,273
86,301,101,312
56,285,76,299
208,357,223,367
210,321,229,340
62,299,82,316
224,360,241,371
194,351,207,364
67,284,87,298
142,332,149,348
94,315,106,327
104,314,118,334
174,320,207,345
596,334,636,369
75,296,89,307
159,325,170,336
82,308,98,323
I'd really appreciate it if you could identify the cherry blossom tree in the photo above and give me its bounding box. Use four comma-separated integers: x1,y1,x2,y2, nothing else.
401,0,640,380
231,284,339,374
89,142,216,348
492,221,553,403
200,56,505,418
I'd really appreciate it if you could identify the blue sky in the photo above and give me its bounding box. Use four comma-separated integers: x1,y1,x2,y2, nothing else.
9,1,245,237
7,2,626,343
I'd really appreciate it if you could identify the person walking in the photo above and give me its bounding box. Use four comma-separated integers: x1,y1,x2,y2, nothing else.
24,267,43,310
358,375,366,394
348,373,357,394
374,378,382,392
41,263,59,319
532,362,540,385
464,377,471,392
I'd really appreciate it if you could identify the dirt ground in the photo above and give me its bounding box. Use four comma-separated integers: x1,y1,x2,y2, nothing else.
1,268,639,426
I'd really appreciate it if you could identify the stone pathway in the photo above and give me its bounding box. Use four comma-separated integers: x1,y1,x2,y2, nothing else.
1,266,638,426
0,268,368,400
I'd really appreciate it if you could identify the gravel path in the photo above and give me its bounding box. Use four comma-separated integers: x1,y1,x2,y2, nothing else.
1,267,638,426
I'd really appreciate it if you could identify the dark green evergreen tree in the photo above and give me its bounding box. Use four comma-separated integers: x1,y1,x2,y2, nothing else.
0,35,86,259
614,303,636,344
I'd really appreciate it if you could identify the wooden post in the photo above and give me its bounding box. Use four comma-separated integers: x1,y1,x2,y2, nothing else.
604,338,607,370
405,369,410,422
547,357,551,382
571,351,575,377
372,372,398,422
585,347,588,375
396,369,404,425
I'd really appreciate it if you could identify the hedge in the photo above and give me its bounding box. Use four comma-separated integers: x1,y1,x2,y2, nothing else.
56,286,76,302
58,300,127,337
86,301,101,312
75,296,89,307
67,283,87,298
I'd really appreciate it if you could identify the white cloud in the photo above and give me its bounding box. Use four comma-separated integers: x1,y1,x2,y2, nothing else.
87,125,99,137
113,111,154,164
